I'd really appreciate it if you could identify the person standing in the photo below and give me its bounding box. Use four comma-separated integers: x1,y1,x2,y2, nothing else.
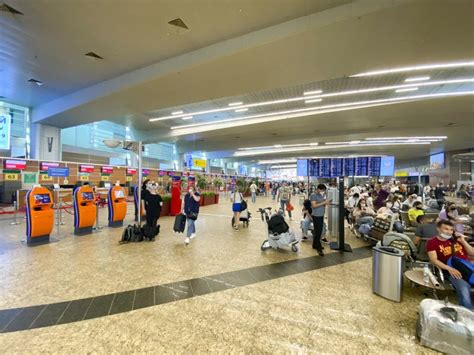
231,187,244,230
183,186,201,245
250,181,258,203
277,182,292,220
143,181,162,241
310,184,331,256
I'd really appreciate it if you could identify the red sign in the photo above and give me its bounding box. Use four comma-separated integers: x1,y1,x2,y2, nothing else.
126,168,137,175
4,159,27,170
40,162,60,171
79,164,94,173
101,166,113,174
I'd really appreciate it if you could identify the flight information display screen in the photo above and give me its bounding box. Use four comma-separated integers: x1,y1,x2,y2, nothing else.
296,159,308,176
368,157,382,176
81,192,94,200
34,194,51,204
380,156,395,176
319,159,331,177
355,157,369,176
309,159,319,177
343,158,355,176
330,158,343,177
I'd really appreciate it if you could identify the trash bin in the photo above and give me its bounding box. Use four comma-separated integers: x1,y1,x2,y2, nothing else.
372,245,405,302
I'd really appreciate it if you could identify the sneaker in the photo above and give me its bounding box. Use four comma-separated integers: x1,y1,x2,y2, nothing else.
302,236,308,241
184,237,190,245
317,250,324,257
321,237,329,244
190,233,196,239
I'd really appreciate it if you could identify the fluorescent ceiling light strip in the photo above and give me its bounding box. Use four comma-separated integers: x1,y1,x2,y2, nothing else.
350,61,474,77
396,87,418,93
270,165,297,169
305,98,322,103
258,159,297,164
240,142,318,150
405,76,430,82
171,91,474,130
235,108,248,112
326,139,440,145
228,102,243,106
182,116,193,120
366,136,446,140
234,142,430,157
172,110,183,115
150,78,474,122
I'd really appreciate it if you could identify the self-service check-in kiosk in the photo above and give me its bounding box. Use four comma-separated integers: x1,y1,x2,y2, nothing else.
73,185,97,235
108,185,127,227
25,186,54,245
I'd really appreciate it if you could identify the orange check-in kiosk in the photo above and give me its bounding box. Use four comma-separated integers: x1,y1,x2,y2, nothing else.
25,186,54,246
108,185,127,227
73,185,97,235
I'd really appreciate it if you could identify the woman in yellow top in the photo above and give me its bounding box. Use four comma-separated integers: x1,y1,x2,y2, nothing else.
408,201,425,225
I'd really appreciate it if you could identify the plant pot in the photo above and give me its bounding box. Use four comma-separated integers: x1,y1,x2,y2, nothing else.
215,193,220,204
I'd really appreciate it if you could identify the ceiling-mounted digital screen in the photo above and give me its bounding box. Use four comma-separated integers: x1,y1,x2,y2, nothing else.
330,158,343,177
101,166,113,174
4,159,27,170
296,159,308,176
309,159,320,177
319,159,331,177
355,157,369,176
343,158,355,176
430,152,445,169
368,157,382,176
380,156,395,176
40,162,59,171
79,164,94,173
126,168,137,175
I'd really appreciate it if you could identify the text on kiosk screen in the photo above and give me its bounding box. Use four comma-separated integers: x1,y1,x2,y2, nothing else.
34,194,51,204
81,192,94,200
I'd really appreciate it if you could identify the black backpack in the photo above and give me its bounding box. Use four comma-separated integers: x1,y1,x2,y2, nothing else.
120,224,144,244
267,214,289,235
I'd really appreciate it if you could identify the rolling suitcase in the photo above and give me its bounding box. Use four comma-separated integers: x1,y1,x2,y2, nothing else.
173,214,186,233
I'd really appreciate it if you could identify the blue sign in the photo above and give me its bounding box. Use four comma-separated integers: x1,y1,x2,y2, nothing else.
343,158,355,176
48,167,70,177
319,159,331,177
380,156,395,176
368,157,382,176
309,159,320,177
355,157,369,176
297,159,308,176
331,158,343,177
0,111,11,150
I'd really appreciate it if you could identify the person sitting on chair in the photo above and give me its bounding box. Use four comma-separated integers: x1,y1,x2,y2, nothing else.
427,220,474,310
414,215,438,246
353,199,376,227
408,201,425,226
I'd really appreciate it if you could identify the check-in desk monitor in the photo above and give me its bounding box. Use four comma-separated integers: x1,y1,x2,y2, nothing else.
25,186,54,245
73,186,97,235
108,185,127,227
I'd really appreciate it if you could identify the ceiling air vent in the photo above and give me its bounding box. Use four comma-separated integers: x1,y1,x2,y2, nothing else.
28,78,43,86
168,17,189,30
85,52,104,60
0,3,24,15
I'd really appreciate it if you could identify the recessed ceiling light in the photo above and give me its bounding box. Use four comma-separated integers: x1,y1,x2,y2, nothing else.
228,102,243,107
305,98,322,104
351,61,474,77
172,110,183,115
405,76,430,82
366,136,446,140
395,87,418,93
304,89,323,96
182,116,193,120
85,52,104,60
28,78,43,86
274,144,282,148
235,108,248,113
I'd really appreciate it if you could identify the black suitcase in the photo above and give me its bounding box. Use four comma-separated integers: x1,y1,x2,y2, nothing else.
173,214,186,233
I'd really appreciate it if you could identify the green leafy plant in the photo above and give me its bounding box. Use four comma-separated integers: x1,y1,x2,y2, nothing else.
196,174,208,190
236,177,249,193
213,176,224,189
161,195,172,202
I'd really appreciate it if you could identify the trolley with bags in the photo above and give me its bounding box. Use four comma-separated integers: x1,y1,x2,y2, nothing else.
258,208,299,252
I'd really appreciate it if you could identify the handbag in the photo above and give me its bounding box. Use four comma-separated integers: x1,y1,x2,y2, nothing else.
286,202,294,212
448,238,473,285
187,212,198,220
240,200,248,212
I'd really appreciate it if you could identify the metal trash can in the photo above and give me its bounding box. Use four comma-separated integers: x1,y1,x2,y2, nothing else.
372,245,405,302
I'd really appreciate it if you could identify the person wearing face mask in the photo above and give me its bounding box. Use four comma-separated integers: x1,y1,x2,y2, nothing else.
438,202,466,234
427,220,474,309
182,186,201,245
143,181,163,241
408,201,425,225
353,199,376,226
310,184,331,256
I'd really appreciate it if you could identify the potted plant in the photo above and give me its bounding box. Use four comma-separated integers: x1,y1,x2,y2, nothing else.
213,176,224,203
236,177,251,197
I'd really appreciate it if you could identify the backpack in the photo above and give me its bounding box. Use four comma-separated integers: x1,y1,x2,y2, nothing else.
120,224,144,244
268,214,289,235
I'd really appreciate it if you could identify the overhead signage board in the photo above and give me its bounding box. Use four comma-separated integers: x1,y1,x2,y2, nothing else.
126,168,137,175
40,162,60,171
0,110,11,150
355,157,369,176
296,159,308,176
330,158,343,177
101,166,114,174
193,158,207,169
380,156,395,176
368,157,382,176
48,167,70,177
4,159,27,170
79,164,94,173
344,158,355,176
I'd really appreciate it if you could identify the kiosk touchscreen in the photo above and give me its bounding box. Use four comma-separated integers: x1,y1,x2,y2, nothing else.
25,186,54,245
73,186,97,235
108,185,127,227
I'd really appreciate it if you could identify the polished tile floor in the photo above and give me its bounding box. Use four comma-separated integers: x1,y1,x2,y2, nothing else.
0,195,436,353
